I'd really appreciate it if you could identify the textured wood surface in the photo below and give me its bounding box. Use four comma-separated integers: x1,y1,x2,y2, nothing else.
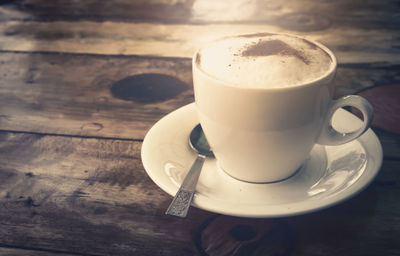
1,53,399,139
0,20,399,64
0,52,193,139
0,131,399,256
356,85,400,134
1,0,399,29
0,0,399,63
0,0,399,255
0,132,212,255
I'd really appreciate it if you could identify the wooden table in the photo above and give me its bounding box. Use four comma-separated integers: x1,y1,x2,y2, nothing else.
0,1,399,255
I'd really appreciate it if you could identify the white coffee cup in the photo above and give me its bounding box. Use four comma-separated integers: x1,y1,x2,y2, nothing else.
192,32,373,183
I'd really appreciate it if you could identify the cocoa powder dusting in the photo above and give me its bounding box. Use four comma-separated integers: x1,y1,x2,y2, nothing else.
241,39,310,64
238,32,275,38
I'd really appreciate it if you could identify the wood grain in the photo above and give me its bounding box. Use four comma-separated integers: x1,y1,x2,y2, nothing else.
333,64,400,97
0,1,398,255
375,130,400,160
0,131,399,256
1,0,399,31
0,0,195,23
357,85,400,134
0,132,212,256
1,52,399,140
0,52,193,140
0,20,399,63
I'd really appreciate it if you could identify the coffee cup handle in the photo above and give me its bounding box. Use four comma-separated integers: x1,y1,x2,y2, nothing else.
317,95,373,145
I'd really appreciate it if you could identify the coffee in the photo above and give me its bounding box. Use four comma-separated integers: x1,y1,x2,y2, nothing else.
196,33,334,89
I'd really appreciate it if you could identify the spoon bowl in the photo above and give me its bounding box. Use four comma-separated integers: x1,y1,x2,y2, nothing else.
189,124,214,157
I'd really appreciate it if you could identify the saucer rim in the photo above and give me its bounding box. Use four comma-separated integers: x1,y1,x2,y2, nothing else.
142,103,383,218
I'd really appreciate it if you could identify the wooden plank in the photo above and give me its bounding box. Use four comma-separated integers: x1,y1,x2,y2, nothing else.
1,52,399,140
0,20,399,63
375,130,400,160
191,0,400,31
0,0,195,23
0,132,212,256
0,52,193,140
333,64,400,97
0,131,399,255
0,0,399,32
355,85,400,134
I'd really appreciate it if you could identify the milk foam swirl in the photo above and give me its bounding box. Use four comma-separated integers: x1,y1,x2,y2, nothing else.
196,33,334,88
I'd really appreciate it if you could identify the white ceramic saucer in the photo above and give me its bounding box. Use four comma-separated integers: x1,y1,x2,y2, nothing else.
141,103,382,218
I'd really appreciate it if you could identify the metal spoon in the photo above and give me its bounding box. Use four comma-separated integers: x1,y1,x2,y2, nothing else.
165,124,214,217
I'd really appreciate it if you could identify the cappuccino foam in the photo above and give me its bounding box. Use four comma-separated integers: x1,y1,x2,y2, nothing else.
197,33,334,88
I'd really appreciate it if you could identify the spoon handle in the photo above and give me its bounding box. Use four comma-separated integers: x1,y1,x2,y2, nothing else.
165,155,206,217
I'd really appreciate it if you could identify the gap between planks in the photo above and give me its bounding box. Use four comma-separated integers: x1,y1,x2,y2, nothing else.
0,243,103,256
0,129,144,142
